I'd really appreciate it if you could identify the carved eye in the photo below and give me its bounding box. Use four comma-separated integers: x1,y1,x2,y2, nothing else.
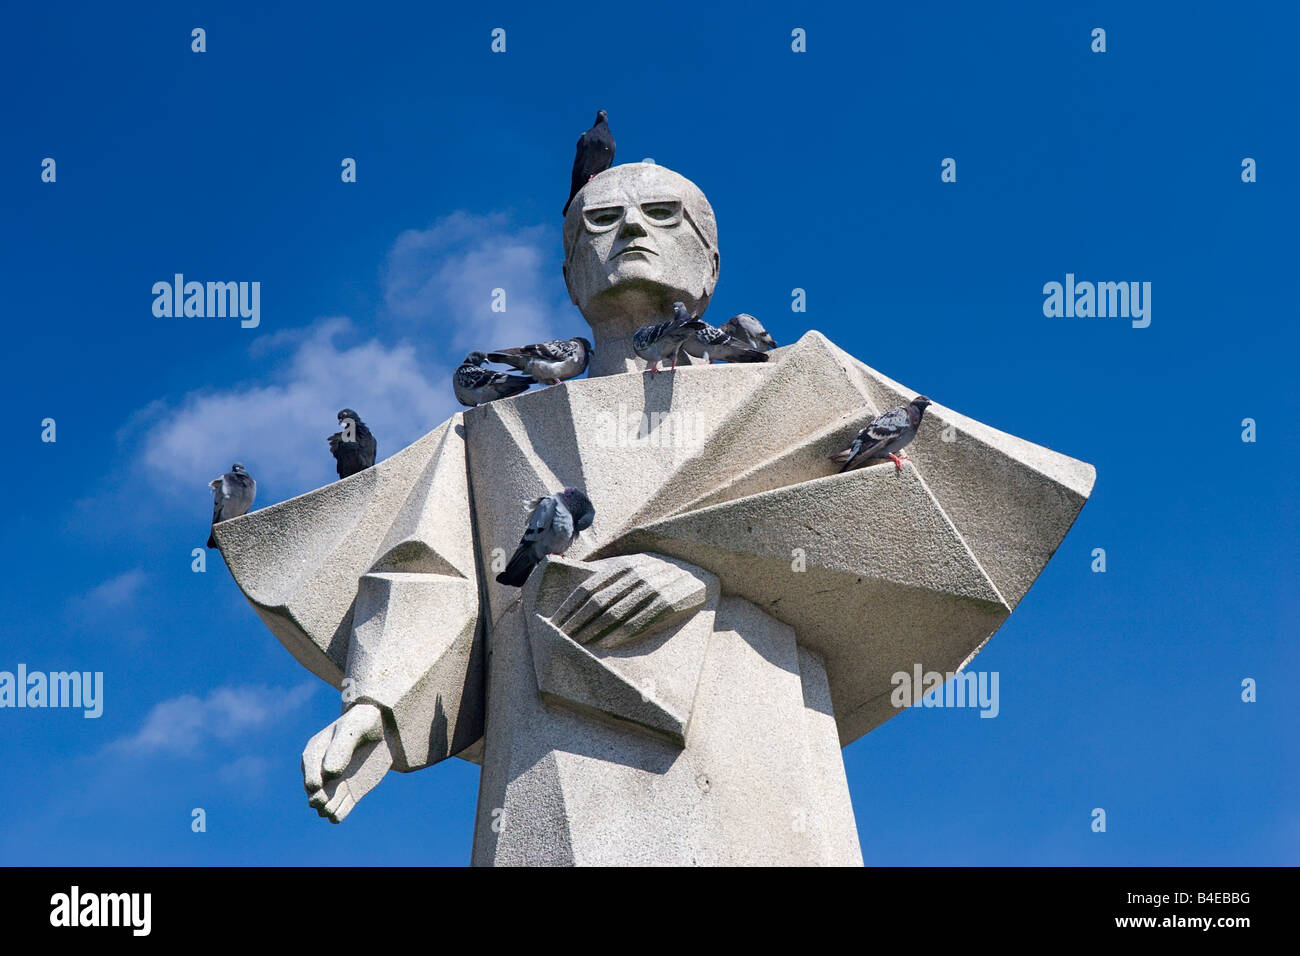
641,201,680,222
585,206,623,228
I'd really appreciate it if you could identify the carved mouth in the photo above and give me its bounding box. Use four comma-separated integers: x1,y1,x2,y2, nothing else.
617,246,658,257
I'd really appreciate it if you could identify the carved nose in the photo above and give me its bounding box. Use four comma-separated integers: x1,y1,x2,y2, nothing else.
618,214,647,239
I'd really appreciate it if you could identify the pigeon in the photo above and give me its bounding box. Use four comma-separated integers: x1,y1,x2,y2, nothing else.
328,408,378,479
563,110,616,217
633,302,707,374
682,321,770,364
486,337,592,385
454,351,534,407
496,487,596,587
830,396,934,473
719,313,777,352
207,463,256,548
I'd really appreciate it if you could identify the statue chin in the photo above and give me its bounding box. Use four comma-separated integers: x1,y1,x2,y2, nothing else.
577,276,713,329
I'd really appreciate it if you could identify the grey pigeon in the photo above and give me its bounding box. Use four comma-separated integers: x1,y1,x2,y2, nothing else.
207,463,256,548
328,408,377,479
720,313,777,351
633,302,706,374
829,396,933,473
682,321,770,364
496,487,596,587
487,337,592,385
563,110,615,217
454,351,533,407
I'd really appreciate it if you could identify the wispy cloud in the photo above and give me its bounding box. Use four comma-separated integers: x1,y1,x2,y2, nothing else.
383,211,571,353
139,318,452,502
77,568,147,611
108,683,316,757
129,212,575,508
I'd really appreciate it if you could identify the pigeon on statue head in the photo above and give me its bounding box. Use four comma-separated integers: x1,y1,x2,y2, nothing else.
562,110,615,217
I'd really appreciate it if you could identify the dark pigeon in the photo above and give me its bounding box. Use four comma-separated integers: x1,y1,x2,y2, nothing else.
632,302,706,374
830,396,933,473
496,487,596,587
682,321,770,364
328,408,377,479
487,337,592,385
720,313,777,351
454,351,534,407
207,462,256,548
562,110,616,217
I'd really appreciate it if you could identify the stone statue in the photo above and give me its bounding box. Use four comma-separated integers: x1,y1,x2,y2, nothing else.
214,162,1095,865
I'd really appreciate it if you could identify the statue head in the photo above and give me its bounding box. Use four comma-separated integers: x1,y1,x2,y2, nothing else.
563,163,719,338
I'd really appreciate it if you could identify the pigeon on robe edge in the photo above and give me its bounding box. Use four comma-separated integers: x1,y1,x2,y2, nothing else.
682,321,770,364
496,487,596,587
562,110,616,217
207,462,256,548
454,351,535,406
486,337,592,385
719,313,777,351
328,408,378,480
829,396,934,473
632,302,707,374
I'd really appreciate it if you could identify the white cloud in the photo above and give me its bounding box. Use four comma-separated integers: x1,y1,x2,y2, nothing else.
78,569,147,610
109,683,316,757
140,318,453,502
383,211,571,353
133,212,575,507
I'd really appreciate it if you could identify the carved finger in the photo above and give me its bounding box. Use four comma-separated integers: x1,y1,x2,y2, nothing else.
302,723,335,793
322,707,379,777
560,572,643,637
593,573,710,649
554,565,632,628
570,581,657,643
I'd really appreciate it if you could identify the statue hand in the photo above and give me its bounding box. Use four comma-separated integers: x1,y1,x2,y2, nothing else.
553,555,709,647
302,702,393,823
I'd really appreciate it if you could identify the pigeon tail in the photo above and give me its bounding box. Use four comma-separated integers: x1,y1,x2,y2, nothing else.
207,530,218,549
486,350,527,369
496,545,539,587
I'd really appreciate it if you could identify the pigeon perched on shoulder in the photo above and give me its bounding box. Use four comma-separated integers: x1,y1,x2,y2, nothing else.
454,351,534,407
719,313,777,351
328,408,377,480
830,396,933,473
496,487,596,587
563,110,616,217
487,337,592,385
207,463,256,548
633,302,707,374
682,321,770,364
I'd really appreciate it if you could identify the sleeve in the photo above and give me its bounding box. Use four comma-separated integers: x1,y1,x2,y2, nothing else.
214,414,484,772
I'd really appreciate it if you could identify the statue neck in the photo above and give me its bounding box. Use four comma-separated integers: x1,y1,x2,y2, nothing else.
583,289,697,377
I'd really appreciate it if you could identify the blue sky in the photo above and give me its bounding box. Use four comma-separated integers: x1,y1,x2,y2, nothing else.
1,1,1296,865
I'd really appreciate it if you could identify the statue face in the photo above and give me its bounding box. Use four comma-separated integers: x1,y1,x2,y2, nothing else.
563,164,719,325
